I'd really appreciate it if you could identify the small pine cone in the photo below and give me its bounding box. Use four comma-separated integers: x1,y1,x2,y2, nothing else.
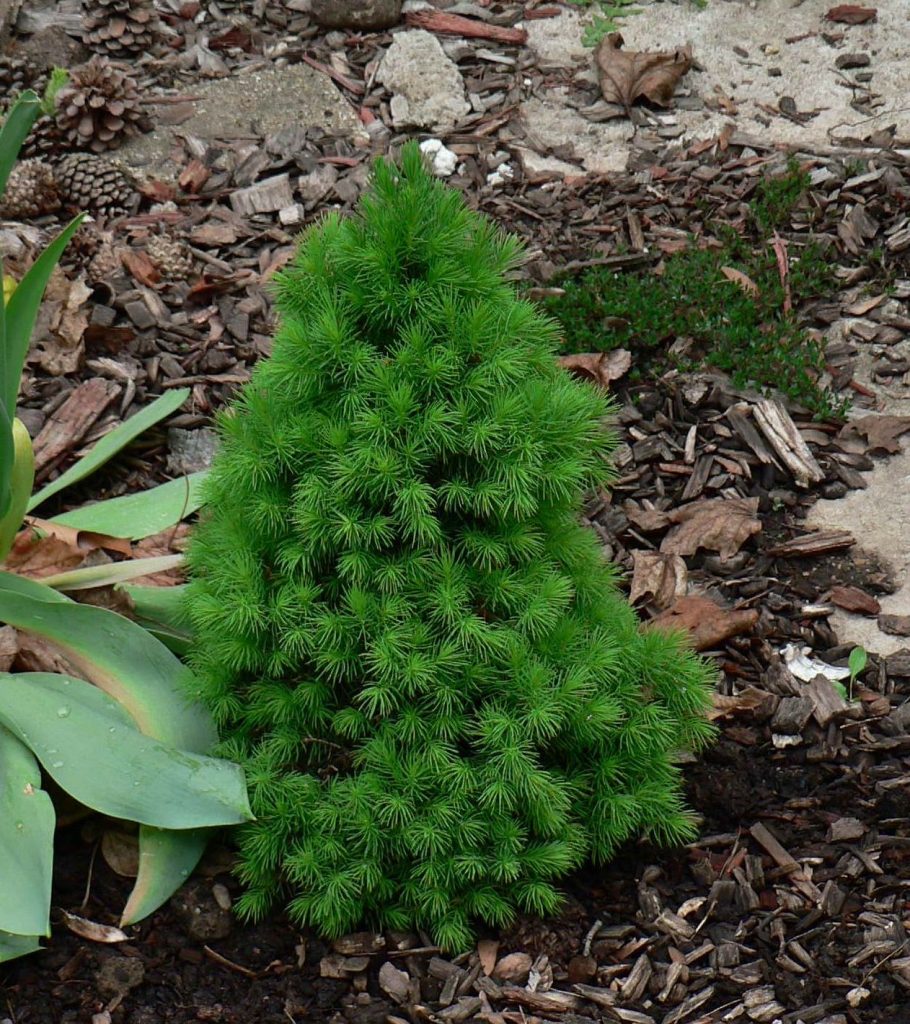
87,238,125,283
19,114,66,163
146,233,194,281
0,159,61,220
0,56,47,101
55,55,152,154
82,0,161,57
55,152,138,218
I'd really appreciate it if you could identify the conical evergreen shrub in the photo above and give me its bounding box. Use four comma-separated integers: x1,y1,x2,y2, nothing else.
185,144,716,950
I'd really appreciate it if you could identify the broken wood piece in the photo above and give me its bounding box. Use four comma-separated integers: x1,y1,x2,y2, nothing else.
404,9,527,44
749,822,821,902
230,173,294,216
766,530,855,557
32,379,120,476
753,399,824,487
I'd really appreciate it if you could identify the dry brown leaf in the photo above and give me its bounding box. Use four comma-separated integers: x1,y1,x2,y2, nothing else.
557,349,631,389
4,530,85,578
27,517,133,557
623,502,671,532
0,625,19,672
649,594,759,651
122,249,161,288
720,266,759,296
841,414,910,454
478,938,499,977
13,632,76,675
101,829,140,878
493,952,533,984
661,497,762,561
32,268,92,376
60,910,128,945
629,550,688,609
709,686,777,721
826,4,876,23
594,32,693,110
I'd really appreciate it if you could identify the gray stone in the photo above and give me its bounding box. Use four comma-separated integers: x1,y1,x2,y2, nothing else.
167,427,218,476
376,30,470,132
312,0,401,30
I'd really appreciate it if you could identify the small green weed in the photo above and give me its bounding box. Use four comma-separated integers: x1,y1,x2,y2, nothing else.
749,156,811,234
543,156,849,419
568,0,644,46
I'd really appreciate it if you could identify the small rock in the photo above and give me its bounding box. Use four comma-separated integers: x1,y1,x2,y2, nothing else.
167,426,218,475
879,614,910,637
377,30,471,132
835,53,871,69
171,880,233,942
333,932,385,955
378,961,411,1003
493,951,533,984
567,954,597,983
419,138,458,177
311,0,402,30
95,955,145,999
278,203,304,226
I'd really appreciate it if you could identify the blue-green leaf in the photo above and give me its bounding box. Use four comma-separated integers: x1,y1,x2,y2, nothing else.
0,726,54,939
50,471,208,540
0,672,252,829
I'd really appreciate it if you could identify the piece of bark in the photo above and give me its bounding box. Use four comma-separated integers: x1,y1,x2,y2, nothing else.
32,379,120,474
771,696,814,735
649,595,758,651
749,822,821,901
879,614,910,637
404,8,527,44
230,173,294,216
827,585,881,616
499,987,580,1013
766,530,855,557
753,399,824,487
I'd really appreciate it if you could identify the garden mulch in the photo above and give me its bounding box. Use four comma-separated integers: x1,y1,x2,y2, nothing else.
3,1,910,1022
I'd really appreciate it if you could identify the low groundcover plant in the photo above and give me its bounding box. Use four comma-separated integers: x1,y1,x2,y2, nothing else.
185,143,715,949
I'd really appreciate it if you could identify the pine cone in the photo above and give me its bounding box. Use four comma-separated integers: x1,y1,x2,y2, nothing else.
55,56,152,154
0,56,46,102
55,152,137,218
0,159,61,220
88,237,125,283
146,233,194,281
82,0,161,57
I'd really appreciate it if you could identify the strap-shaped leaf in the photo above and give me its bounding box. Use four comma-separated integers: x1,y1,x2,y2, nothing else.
0,578,215,750
0,91,41,197
0,930,42,964
0,419,35,562
3,214,85,418
117,582,192,654
50,471,208,540
121,826,208,927
41,554,184,592
0,672,252,829
0,726,54,938
28,389,190,512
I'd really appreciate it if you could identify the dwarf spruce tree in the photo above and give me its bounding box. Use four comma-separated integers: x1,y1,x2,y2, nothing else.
185,144,715,950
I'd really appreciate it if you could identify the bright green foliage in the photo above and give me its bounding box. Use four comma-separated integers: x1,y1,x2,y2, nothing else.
185,144,715,950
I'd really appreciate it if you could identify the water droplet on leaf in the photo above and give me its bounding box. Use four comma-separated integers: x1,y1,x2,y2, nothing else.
56,706,71,718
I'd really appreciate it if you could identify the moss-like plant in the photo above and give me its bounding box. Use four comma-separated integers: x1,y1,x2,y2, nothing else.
185,144,715,949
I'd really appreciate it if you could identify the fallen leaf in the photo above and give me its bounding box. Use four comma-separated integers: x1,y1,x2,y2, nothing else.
720,266,759,296
101,830,140,878
3,530,85,578
825,4,876,23
121,249,161,288
661,497,762,561
709,686,777,721
478,939,499,977
649,595,759,651
60,910,128,944
595,33,693,110
827,585,881,616
13,632,77,675
27,517,133,557
841,414,910,454
629,550,688,609
32,268,92,376
623,504,671,532
557,349,632,389
0,625,18,671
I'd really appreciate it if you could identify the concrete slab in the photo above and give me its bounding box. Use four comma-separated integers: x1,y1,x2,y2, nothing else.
117,63,366,179
521,0,910,155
